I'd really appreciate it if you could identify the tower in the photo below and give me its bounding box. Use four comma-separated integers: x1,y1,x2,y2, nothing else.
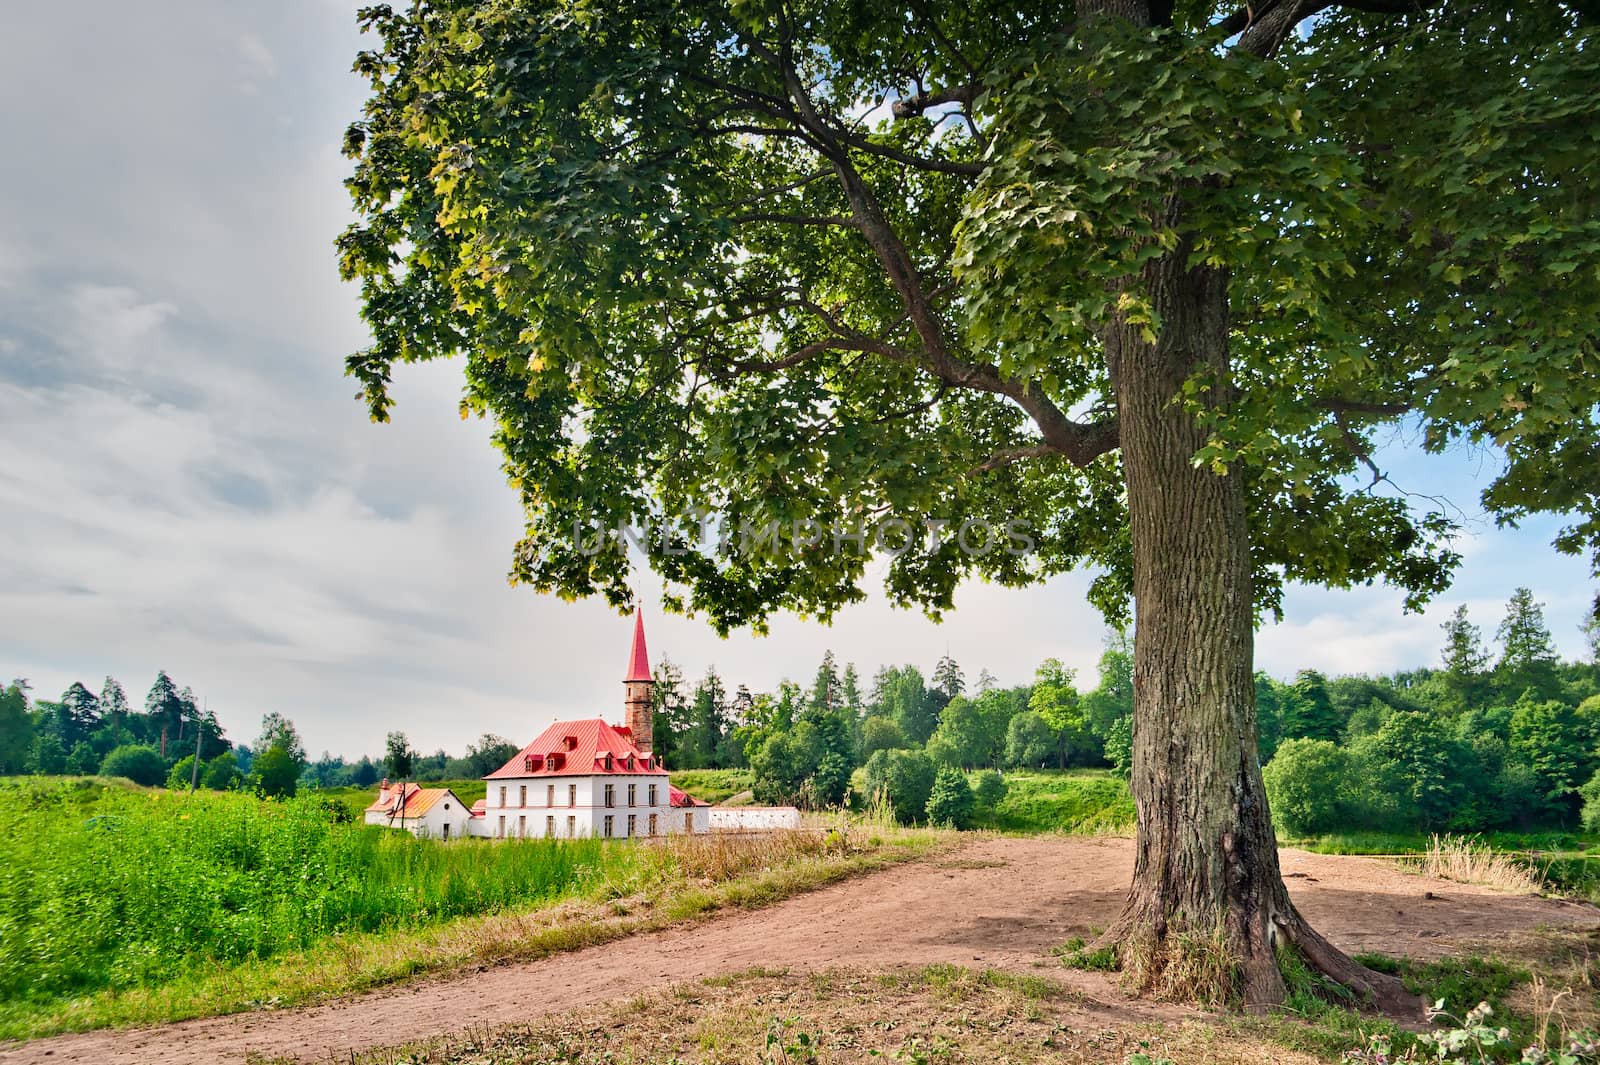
624,609,654,754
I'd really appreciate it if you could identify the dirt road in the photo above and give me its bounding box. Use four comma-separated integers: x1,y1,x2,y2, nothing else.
5,836,1595,1064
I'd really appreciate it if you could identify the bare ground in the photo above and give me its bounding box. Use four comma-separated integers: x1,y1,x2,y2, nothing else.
5,836,1596,1065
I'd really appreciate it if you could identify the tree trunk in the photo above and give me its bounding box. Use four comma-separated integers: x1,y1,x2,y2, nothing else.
1097,218,1419,1017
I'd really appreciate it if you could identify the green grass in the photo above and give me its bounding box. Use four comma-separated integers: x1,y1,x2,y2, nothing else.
0,777,940,1042
1256,950,1539,1062
669,768,754,804
972,769,1136,834
1288,828,1589,856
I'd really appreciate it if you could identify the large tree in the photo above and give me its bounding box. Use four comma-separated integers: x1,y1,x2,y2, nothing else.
342,0,1600,1010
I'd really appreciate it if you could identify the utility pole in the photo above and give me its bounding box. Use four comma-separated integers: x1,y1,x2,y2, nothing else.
189,699,205,791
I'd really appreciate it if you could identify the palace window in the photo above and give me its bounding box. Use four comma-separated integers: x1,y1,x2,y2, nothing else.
603,816,614,838
604,783,616,808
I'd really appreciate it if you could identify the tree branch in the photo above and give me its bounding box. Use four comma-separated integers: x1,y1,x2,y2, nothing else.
891,83,978,119
968,444,1057,475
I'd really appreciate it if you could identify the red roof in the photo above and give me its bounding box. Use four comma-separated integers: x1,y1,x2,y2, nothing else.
485,717,667,779
365,783,460,818
626,610,651,683
669,785,709,808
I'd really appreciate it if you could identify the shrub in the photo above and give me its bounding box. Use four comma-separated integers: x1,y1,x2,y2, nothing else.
926,768,977,829
165,756,199,791
973,769,1007,807
862,748,936,824
203,751,243,790
1581,767,1600,834
251,746,300,798
98,745,166,787
1262,738,1350,836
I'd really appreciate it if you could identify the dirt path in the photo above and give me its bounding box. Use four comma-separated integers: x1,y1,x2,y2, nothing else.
6,836,1596,1064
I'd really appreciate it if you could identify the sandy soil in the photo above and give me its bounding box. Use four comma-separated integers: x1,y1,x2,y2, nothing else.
5,836,1596,1064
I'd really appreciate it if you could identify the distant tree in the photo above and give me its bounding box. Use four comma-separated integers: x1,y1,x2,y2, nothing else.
99,677,128,744
1360,712,1470,830
303,751,349,789
1509,698,1594,815
932,654,965,700
1004,711,1058,770
1584,611,1600,665
256,713,306,767
925,697,987,769
1028,659,1088,768
350,756,380,788
1262,739,1352,837
876,666,939,746
203,751,243,790
973,769,1008,808
650,656,690,764
1497,588,1560,698
971,686,1029,768
166,755,199,791
465,733,520,776
99,744,165,787
0,683,32,775
686,667,731,768
1104,717,1134,778
56,683,101,749
384,730,416,779
143,671,184,756
1082,631,1134,745
1441,605,1492,677
975,669,999,695
29,732,66,776
838,664,863,721
1254,673,1287,762
926,767,977,829
858,715,904,761
1581,767,1600,834
1281,671,1342,743
251,745,300,798
807,651,841,717
862,749,936,824
66,742,99,776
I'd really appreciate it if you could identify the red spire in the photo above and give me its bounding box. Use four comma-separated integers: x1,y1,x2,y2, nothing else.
625,609,652,683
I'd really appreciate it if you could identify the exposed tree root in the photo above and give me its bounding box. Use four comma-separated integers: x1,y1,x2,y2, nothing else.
1090,900,1423,1019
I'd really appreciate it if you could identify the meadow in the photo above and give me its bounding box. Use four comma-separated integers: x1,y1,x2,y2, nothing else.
0,777,937,1041
970,768,1137,834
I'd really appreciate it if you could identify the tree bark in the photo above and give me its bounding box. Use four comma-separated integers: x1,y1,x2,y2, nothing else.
1097,207,1420,1016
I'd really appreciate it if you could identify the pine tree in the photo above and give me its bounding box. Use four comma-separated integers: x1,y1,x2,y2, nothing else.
1441,605,1491,676
144,671,184,755
932,654,965,699
807,651,840,717
839,664,863,719
1496,588,1559,698
99,677,128,744
688,667,729,767
976,669,999,694
1582,609,1598,666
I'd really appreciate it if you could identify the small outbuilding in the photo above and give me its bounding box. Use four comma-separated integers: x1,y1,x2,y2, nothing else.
364,781,475,841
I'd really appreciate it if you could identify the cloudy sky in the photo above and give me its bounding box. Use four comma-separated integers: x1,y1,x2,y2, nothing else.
1,2,1593,760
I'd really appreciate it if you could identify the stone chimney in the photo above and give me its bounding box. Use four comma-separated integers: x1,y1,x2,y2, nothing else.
623,610,654,753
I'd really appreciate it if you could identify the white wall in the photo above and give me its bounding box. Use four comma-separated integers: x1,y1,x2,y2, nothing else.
365,790,474,841
483,772,677,838
708,807,801,832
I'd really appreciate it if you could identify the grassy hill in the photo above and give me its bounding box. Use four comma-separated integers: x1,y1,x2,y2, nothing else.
973,769,1136,834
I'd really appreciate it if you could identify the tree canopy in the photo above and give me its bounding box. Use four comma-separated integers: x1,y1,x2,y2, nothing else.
342,0,1598,630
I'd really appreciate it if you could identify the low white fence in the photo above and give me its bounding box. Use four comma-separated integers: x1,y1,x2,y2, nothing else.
707,806,802,832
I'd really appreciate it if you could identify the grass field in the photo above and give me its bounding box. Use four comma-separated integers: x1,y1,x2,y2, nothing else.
668,768,755,804
972,768,1137,834
0,777,939,1041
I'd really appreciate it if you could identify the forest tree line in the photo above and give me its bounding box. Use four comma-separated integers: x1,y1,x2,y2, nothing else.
4,588,1596,834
